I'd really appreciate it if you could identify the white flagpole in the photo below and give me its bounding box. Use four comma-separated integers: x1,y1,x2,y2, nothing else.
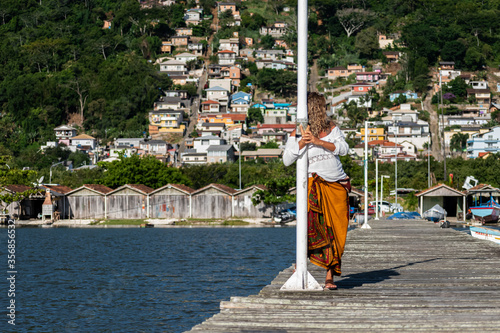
281,0,322,291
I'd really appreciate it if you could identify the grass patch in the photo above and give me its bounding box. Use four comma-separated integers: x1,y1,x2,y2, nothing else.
101,219,146,225
222,220,250,225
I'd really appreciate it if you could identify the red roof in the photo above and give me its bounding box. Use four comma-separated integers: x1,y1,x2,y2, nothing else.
257,124,295,129
218,50,235,54
351,82,373,86
43,185,73,194
367,140,402,147
82,184,113,194
193,183,237,195
202,100,220,104
170,184,195,194
126,184,154,194
3,185,32,193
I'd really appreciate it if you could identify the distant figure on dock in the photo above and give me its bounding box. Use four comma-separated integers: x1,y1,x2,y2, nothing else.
283,92,350,290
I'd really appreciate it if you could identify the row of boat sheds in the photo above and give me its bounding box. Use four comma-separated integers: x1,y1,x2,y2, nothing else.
0,182,497,222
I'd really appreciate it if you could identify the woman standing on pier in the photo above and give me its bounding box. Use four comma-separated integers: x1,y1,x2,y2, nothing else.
283,92,350,290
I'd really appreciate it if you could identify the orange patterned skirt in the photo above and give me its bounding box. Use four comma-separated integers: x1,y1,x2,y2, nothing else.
307,174,350,275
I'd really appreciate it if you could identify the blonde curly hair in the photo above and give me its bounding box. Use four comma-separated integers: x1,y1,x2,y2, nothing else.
308,92,333,137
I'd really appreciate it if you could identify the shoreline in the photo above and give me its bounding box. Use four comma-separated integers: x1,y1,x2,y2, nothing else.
1,218,300,228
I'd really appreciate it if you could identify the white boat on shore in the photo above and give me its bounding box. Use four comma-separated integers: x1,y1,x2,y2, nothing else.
469,226,500,245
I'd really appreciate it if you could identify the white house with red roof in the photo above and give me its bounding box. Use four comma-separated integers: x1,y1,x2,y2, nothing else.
201,100,221,113
217,50,236,65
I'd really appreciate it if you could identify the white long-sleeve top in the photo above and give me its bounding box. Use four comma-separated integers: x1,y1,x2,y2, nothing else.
283,126,349,182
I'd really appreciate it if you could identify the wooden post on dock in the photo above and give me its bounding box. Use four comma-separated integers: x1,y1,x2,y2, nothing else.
281,0,322,291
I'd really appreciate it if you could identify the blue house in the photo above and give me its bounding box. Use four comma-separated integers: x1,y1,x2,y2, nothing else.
274,103,291,110
230,91,252,104
251,103,267,109
390,90,418,102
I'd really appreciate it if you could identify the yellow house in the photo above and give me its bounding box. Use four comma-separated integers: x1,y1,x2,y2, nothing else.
149,110,186,135
359,127,385,142
198,113,246,126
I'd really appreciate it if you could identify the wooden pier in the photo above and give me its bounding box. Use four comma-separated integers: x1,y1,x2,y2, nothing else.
188,219,500,332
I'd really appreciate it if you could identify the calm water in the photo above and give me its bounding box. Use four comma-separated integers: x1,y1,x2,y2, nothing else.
1,227,295,332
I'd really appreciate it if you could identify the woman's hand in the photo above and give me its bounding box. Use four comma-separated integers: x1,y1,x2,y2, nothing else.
300,125,323,147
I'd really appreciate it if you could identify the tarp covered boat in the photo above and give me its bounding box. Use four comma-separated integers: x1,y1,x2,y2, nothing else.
422,205,447,222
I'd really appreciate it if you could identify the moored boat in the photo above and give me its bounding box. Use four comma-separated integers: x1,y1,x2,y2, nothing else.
422,204,446,222
470,199,500,224
470,226,500,245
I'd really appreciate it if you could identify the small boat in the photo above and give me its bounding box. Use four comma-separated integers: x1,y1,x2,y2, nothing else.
469,199,500,224
140,223,154,228
422,204,446,222
470,226,500,245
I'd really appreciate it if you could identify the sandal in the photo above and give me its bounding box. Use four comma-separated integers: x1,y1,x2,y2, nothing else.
324,279,337,290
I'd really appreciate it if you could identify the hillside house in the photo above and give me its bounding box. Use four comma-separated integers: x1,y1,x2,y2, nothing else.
389,90,418,102
175,52,197,63
359,127,386,142
356,71,383,82
175,28,191,38
115,138,143,149
154,97,189,110
71,134,96,150
198,122,225,136
254,49,284,60
260,22,287,37
139,140,169,155
208,78,232,91
217,50,236,65
222,124,243,145
181,152,207,164
241,148,283,161
149,110,185,135
184,9,202,25
389,104,419,122
199,113,246,127
193,135,226,153
54,125,77,146
327,64,364,80
164,90,189,99
206,145,235,163
387,121,430,150
161,41,173,53
218,2,237,13
467,88,491,105
188,43,203,56
171,36,189,47
378,34,395,49
383,51,400,62
256,124,295,135
201,100,221,113
219,38,239,55
159,60,187,74
205,86,229,106
439,61,455,70
351,82,373,94
467,125,500,158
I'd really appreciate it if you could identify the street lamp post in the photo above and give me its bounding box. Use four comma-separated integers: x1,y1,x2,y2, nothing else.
381,175,390,214
49,161,65,184
375,158,381,220
238,138,242,190
439,68,447,181
361,121,371,229
394,122,398,207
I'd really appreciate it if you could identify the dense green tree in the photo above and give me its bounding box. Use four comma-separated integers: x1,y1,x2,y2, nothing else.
247,108,264,124
355,27,379,57
97,154,191,189
450,133,469,152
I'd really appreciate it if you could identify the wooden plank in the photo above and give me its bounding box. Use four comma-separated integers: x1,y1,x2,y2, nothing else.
187,219,500,331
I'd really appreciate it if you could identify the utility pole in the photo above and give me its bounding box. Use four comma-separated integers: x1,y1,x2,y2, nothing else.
439,68,447,181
